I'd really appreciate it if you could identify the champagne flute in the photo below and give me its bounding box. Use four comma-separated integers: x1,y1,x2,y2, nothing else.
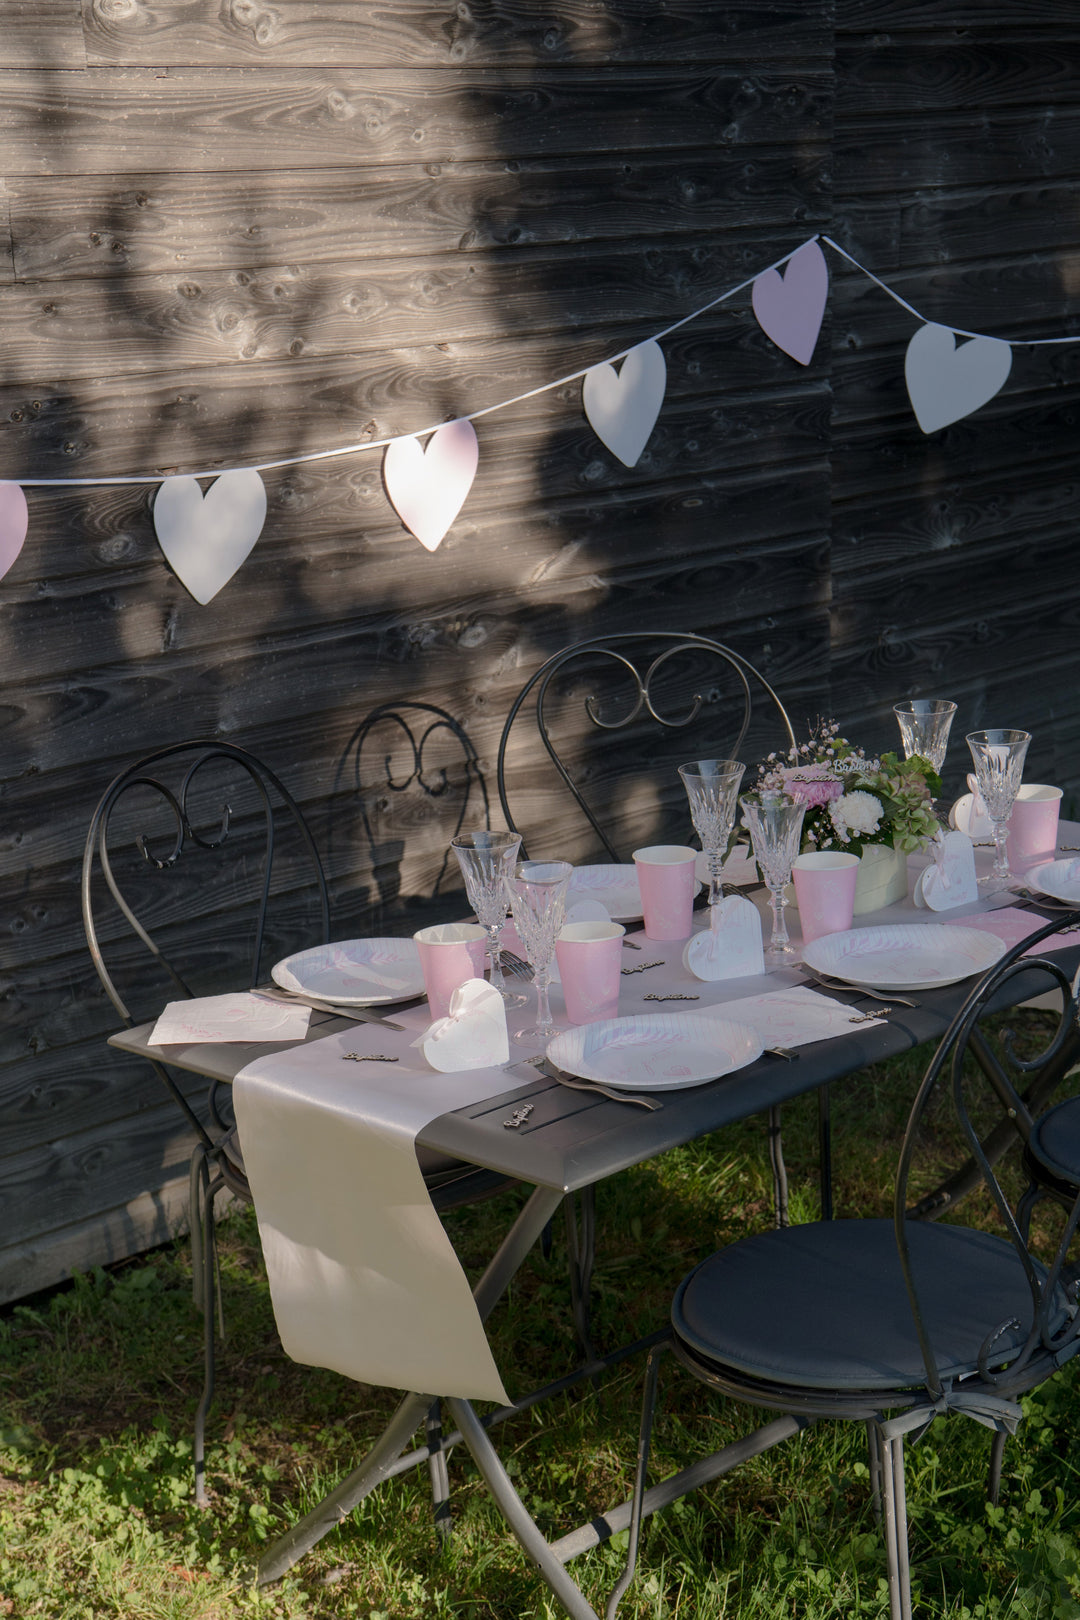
505,860,573,1044
450,830,528,1008
678,759,745,924
966,729,1031,892
739,792,807,965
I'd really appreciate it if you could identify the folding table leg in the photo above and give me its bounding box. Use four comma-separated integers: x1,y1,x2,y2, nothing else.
425,1401,452,1543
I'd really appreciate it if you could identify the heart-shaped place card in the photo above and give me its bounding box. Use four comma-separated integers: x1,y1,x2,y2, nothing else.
412,977,509,1072
683,895,764,981
915,831,978,911
383,418,479,552
582,339,666,468
0,483,28,583
154,469,267,605
751,239,829,366
904,323,1012,435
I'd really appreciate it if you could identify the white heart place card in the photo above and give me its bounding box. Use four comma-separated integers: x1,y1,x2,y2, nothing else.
582,339,666,468
412,977,509,1072
683,895,764,981
915,831,978,911
154,469,267,605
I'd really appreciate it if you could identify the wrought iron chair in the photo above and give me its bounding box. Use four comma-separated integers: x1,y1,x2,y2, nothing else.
496,632,806,1304
607,915,1080,1620
82,738,512,1518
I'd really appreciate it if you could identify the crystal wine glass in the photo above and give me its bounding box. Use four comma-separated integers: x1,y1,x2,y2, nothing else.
678,759,745,925
450,830,528,1008
893,699,957,773
505,860,573,1044
739,792,807,965
966,729,1031,892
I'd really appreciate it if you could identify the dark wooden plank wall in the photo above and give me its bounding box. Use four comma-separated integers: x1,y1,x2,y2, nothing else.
0,0,1074,1300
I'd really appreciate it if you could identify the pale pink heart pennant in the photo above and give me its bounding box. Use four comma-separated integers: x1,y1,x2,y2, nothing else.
904,322,1012,434
751,240,830,366
0,483,28,582
382,419,479,552
153,469,267,604
582,340,666,468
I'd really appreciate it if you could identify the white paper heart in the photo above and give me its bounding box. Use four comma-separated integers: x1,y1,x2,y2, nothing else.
683,896,764,981
904,323,1012,435
751,240,829,366
582,340,666,468
0,483,28,583
154,470,267,605
383,418,479,552
413,977,509,1072
918,831,978,911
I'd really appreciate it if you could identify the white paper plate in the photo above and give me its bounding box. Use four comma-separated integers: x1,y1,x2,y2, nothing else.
1024,859,1080,905
272,938,425,1005
802,923,1005,991
949,792,993,843
546,1013,763,1090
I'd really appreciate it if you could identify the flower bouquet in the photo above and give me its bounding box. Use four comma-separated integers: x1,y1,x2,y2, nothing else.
745,721,942,911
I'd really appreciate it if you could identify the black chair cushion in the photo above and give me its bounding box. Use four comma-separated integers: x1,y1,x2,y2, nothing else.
1028,1098,1080,1185
673,1219,1058,1392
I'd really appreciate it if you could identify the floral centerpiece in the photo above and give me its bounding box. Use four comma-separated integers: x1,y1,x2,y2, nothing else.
746,721,942,911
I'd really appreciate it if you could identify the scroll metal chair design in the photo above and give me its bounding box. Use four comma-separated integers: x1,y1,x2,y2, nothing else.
82,740,331,1506
607,914,1080,1620
496,633,805,1326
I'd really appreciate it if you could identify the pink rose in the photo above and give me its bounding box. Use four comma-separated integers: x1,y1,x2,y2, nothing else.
780,761,844,809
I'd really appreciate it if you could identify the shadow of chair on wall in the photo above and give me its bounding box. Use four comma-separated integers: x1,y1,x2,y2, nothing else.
326,701,492,937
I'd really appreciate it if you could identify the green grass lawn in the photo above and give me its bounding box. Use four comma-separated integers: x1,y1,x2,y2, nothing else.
4,1018,1080,1619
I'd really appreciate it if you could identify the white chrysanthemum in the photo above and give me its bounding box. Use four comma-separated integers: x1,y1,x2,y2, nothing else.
829,790,883,841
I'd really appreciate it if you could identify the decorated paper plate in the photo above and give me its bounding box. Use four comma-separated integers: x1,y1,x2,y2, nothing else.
801,923,1005,992
1024,859,1080,905
546,1013,763,1091
272,938,425,1005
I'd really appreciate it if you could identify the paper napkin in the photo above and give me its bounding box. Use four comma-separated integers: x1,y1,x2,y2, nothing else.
412,977,510,1071
149,992,311,1045
690,985,885,1046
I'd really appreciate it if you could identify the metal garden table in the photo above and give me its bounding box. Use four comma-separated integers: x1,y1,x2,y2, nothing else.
106,866,1080,1620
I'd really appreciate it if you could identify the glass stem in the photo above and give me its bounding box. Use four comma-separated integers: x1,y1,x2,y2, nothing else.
991,818,1011,883
532,963,553,1031
486,922,507,992
768,884,790,951
707,848,725,916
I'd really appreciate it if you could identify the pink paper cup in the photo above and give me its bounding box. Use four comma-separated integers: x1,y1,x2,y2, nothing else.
1007,785,1062,869
632,845,698,940
555,921,625,1024
413,922,487,1021
792,851,860,945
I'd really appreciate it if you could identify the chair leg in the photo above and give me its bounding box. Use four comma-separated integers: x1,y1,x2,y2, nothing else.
425,1400,453,1544
988,1428,1008,1506
194,1169,224,1509
605,1342,665,1620
189,1144,209,1312
767,1105,789,1228
565,1188,597,1362
866,1419,883,1523
877,1425,912,1620
818,1083,833,1221
1016,1180,1045,1244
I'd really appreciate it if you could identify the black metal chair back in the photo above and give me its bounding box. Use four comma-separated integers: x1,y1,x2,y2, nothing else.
82,739,330,1151
328,701,490,934
496,632,798,861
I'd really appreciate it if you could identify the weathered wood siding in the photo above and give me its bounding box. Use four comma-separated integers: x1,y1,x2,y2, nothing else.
0,1,1075,1300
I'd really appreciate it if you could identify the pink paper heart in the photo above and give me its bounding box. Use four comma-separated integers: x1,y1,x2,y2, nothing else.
383,419,479,552
751,240,829,366
0,483,29,582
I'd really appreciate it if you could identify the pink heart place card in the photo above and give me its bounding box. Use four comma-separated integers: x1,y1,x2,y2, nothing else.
412,977,509,1072
683,896,764,981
